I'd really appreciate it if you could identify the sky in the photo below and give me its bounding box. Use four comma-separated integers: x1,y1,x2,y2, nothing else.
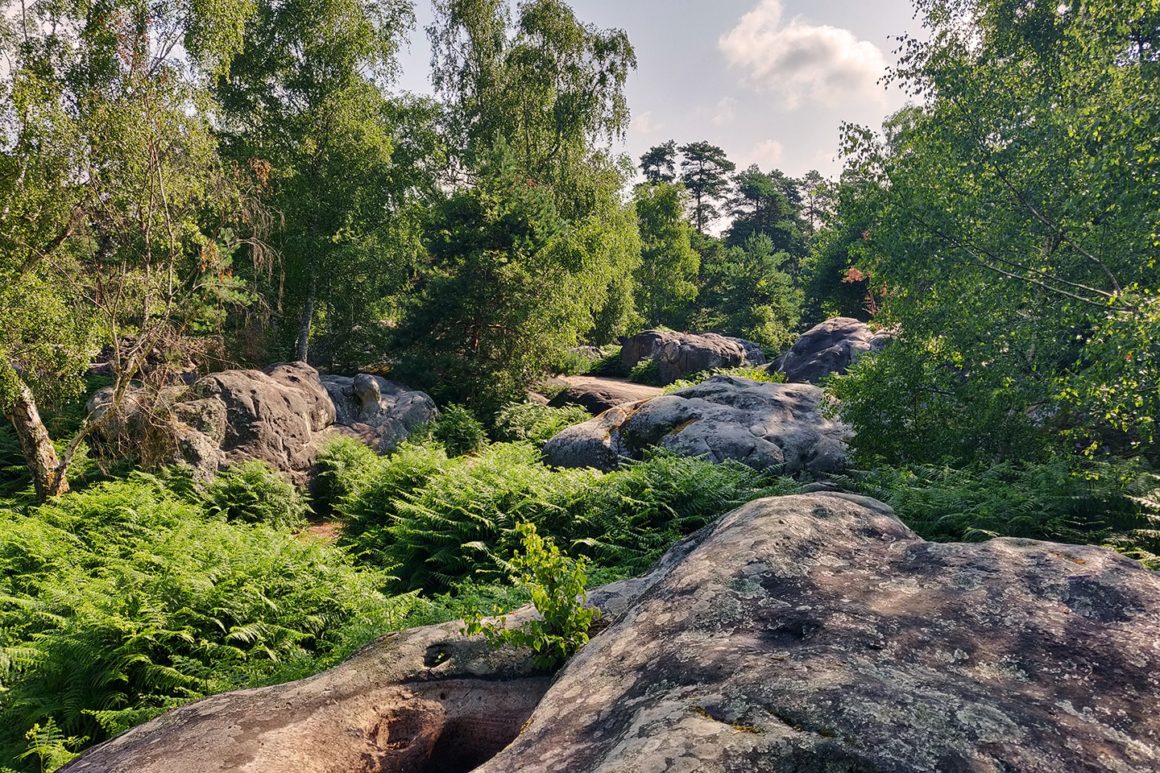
391,0,922,179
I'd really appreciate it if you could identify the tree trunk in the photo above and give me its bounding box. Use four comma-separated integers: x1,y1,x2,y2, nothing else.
294,270,317,363
4,378,68,500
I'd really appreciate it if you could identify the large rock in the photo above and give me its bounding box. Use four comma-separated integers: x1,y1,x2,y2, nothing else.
88,363,436,484
771,317,892,383
542,375,849,475
66,493,1160,772
481,493,1160,772
547,376,663,415
622,331,764,385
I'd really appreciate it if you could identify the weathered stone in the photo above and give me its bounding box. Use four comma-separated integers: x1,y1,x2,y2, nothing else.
87,363,435,484
59,581,648,773
482,493,1160,772
771,317,893,383
622,331,763,385
543,375,849,475
548,376,663,415
67,493,1160,772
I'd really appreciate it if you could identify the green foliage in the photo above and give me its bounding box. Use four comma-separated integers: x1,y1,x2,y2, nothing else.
432,404,488,457
335,441,794,591
633,182,700,328
664,366,784,393
312,437,383,516
494,402,590,445
628,357,663,386
200,461,311,529
678,141,736,233
726,166,806,266
840,460,1160,568
588,347,629,377
0,476,418,769
463,523,599,670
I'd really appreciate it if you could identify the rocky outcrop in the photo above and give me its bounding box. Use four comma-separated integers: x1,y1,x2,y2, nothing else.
771,317,893,383
59,581,647,773
67,493,1160,772
88,363,435,484
543,375,849,474
621,331,765,385
547,376,663,415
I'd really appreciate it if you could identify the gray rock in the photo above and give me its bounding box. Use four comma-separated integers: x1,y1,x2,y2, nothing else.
481,493,1160,772
87,363,435,484
321,373,437,454
67,494,1160,772
622,331,762,385
547,377,663,415
772,317,893,383
543,375,849,475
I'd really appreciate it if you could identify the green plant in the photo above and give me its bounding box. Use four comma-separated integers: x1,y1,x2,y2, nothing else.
628,357,662,385
663,366,784,393
313,437,382,516
200,460,311,529
431,404,488,457
0,476,423,769
463,522,599,670
587,347,628,377
494,402,590,444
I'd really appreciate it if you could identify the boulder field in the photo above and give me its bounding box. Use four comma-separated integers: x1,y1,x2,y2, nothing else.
63,493,1160,772
88,362,435,485
543,375,849,475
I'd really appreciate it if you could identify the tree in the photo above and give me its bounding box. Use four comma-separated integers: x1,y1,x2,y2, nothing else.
632,182,699,327
678,141,735,233
725,165,807,269
693,235,801,350
215,0,420,364
828,0,1160,465
639,141,678,183
390,147,639,415
799,169,836,236
0,0,265,499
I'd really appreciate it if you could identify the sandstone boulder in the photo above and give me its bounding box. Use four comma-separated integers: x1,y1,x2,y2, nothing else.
66,493,1160,772
547,376,663,415
621,331,764,385
88,363,435,484
771,317,892,383
543,375,849,475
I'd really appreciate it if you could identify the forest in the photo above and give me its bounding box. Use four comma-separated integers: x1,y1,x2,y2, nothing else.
1,0,1158,770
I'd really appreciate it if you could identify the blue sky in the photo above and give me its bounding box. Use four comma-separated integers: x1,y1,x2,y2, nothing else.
392,0,921,178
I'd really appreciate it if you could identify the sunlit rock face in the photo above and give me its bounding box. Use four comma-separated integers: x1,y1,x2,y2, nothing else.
772,317,893,384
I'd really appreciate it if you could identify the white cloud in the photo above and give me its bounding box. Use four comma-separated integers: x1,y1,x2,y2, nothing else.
712,97,738,127
719,0,891,109
629,110,662,135
747,139,785,168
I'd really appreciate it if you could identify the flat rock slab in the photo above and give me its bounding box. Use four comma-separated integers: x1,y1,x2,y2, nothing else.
542,375,849,474
548,376,663,415
481,493,1160,772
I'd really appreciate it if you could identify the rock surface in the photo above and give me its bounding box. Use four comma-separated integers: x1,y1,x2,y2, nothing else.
548,376,663,415
66,493,1160,772
88,363,435,484
621,331,764,385
542,375,849,475
771,317,892,383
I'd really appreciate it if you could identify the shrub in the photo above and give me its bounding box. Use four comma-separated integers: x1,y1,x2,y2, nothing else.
548,348,602,376
627,357,662,385
200,460,311,529
663,366,784,393
431,404,487,457
588,347,628,377
313,437,382,516
463,522,599,670
0,476,425,769
494,402,590,444
840,460,1160,567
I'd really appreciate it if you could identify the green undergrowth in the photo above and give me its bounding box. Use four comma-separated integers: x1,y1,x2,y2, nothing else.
318,437,796,593
839,460,1160,568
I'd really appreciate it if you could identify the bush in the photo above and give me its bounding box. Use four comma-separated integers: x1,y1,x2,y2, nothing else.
463,522,599,671
840,460,1160,567
200,460,311,529
431,404,488,457
313,437,382,516
664,366,784,393
335,442,794,592
627,357,662,385
494,402,590,444
588,347,628,377
0,476,427,769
